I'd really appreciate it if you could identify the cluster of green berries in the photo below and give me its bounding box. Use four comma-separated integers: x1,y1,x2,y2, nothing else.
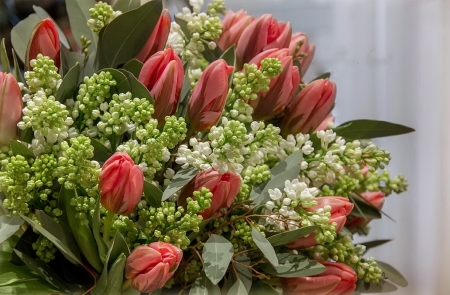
207,0,226,16
87,1,118,34
33,235,57,263
25,54,61,95
70,195,95,225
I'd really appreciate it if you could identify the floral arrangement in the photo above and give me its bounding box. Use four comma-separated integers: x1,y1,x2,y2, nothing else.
0,0,414,294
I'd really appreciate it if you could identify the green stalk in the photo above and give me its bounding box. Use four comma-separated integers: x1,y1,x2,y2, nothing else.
103,211,116,244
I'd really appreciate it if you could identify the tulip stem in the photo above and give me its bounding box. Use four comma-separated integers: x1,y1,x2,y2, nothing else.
121,278,131,291
102,211,116,244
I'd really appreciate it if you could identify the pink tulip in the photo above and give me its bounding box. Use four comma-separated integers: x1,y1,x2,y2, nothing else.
135,9,171,62
178,170,241,219
99,152,144,215
287,197,354,249
0,73,22,146
289,32,315,76
315,113,335,131
247,48,300,121
126,242,182,293
236,14,291,69
346,192,385,233
26,18,60,69
139,47,184,125
217,10,254,51
186,60,233,132
281,261,357,295
281,79,336,137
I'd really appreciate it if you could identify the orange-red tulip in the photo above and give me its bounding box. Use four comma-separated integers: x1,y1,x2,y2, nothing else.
26,18,60,69
0,72,22,146
217,10,254,51
289,32,315,76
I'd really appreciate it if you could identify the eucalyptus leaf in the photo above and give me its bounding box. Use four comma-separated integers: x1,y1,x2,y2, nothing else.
113,0,141,12
0,39,10,72
122,59,143,78
234,252,252,292
266,226,318,247
174,17,191,40
251,227,278,267
105,253,126,295
355,280,398,293
0,214,24,244
202,235,234,285
107,232,130,269
333,120,414,140
248,281,280,295
311,72,331,82
32,6,70,49
61,51,84,76
120,69,154,104
66,0,98,49
162,166,199,201
90,138,113,162
18,128,33,144
360,239,392,251
175,63,190,117
10,13,41,62
10,141,35,158
259,253,325,278
56,63,80,103
203,45,223,64
189,272,220,295
376,261,408,287
12,49,24,84
350,195,382,219
220,45,235,67
227,278,247,295
143,180,163,208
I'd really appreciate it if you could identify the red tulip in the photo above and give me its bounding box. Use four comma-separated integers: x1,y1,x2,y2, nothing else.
126,242,182,293
99,152,144,215
315,113,335,131
247,48,300,121
236,14,291,69
26,18,60,69
287,197,354,249
216,10,254,51
139,47,184,124
281,79,336,137
346,192,385,233
186,60,233,132
289,32,315,76
178,170,241,219
0,72,22,146
281,261,357,295
135,9,171,62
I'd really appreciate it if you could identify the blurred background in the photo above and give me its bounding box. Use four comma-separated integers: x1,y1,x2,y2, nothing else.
1,0,448,294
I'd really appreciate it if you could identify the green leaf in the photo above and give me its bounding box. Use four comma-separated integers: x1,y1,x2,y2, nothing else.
66,0,98,49
234,253,252,292
0,39,10,72
10,14,41,62
56,63,80,103
202,234,234,285
189,272,220,295
10,141,35,158
113,0,141,12
376,261,408,287
143,180,163,208
0,214,24,244
120,69,154,104
227,278,247,295
174,17,191,40
350,195,382,219
60,51,84,76
203,45,223,64
220,45,235,67
162,166,199,201
96,0,163,68
122,59,144,78
355,280,398,293
333,120,415,140
90,138,113,162
105,253,126,295
248,281,280,295
360,239,392,251
11,49,24,84
32,6,70,49
266,226,318,247
92,198,108,264
311,72,331,82
175,63,191,117
99,68,130,94
251,228,278,267
259,253,325,278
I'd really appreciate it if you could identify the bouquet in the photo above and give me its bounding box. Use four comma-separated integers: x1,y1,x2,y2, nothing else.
0,0,414,294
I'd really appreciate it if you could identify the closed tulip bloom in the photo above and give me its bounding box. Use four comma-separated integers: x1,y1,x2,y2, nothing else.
186,60,233,132
281,261,357,295
281,79,336,137
27,18,60,69
248,48,300,121
217,10,254,51
289,32,316,76
99,152,144,215
139,47,184,124
346,192,385,233
178,169,241,219
135,9,171,62
236,14,291,69
0,73,22,146
126,242,182,293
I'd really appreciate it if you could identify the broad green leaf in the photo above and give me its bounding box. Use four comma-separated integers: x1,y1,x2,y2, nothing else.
189,273,220,295
377,261,408,287
266,226,318,247
251,228,278,267
220,45,235,67
270,150,303,177
84,49,96,77
113,0,141,12
32,6,70,49
18,128,33,144
56,63,80,103
99,68,130,94
202,234,234,285
107,232,130,269
355,280,398,293
0,39,10,72
66,0,98,49
248,281,280,295
122,59,143,78
11,49,24,84
311,72,331,82
60,51,84,76
96,0,163,68
0,214,23,244
90,138,113,162
259,253,325,278
162,166,199,201
143,180,163,208
120,69,155,104
203,45,223,64
175,17,191,40
105,253,126,295
333,120,414,140
349,195,382,219
10,141,35,158
360,239,392,251
10,13,41,62
227,278,247,295
234,253,252,292
92,198,108,263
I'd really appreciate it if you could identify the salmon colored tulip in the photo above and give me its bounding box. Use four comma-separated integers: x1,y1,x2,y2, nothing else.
26,18,60,69
248,48,300,121
186,60,233,132
178,169,241,219
135,9,171,62
281,261,357,295
315,113,335,131
139,47,184,125
346,192,385,233
236,14,291,69
99,152,144,215
0,72,22,146
217,10,254,51
281,79,336,137
289,32,315,76
126,242,182,293
287,197,354,249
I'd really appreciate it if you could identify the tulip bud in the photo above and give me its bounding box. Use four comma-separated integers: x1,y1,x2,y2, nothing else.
287,197,353,249
281,79,336,137
186,60,233,133
99,152,144,215
126,242,183,293
178,169,241,219
315,113,335,131
346,192,385,233
135,9,171,63
216,10,254,51
248,48,300,121
281,261,357,295
289,32,315,76
236,14,291,69
138,47,184,125
0,72,23,146
26,18,60,69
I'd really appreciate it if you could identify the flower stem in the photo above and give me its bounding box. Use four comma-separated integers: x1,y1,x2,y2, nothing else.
103,211,116,243
121,278,131,292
